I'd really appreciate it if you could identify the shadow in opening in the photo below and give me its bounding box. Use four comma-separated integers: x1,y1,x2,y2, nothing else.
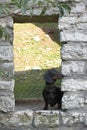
34,23,60,45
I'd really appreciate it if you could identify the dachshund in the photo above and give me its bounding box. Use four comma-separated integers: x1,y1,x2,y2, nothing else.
42,68,64,110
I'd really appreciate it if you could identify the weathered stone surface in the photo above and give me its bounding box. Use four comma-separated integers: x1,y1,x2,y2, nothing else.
62,92,87,109
61,109,87,125
0,110,87,130
0,41,12,46
27,7,59,16
0,110,33,128
0,62,14,78
0,28,13,45
60,31,87,42
0,0,11,3
1,110,87,129
6,110,33,126
59,16,87,31
84,114,87,125
71,2,86,14
61,77,87,91
58,124,87,130
6,27,14,44
59,24,87,38
0,95,15,112
0,80,14,91
33,111,59,127
0,46,13,62
61,42,87,60
62,61,87,76
0,89,13,96
0,17,13,44
0,17,13,28
13,3,60,16
0,62,14,77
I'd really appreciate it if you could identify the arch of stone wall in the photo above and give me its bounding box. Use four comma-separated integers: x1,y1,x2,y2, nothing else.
0,0,87,129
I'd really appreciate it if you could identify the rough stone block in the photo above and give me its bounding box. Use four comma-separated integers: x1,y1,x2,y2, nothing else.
7,110,33,126
2,110,87,128
6,27,14,44
0,41,12,46
0,62,14,78
61,77,87,91
62,92,87,109
59,13,87,30
71,2,86,14
0,15,13,44
57,124,87,130
0,80,14,91
84,114,87,125
59,17,87,31
0,46,13,62
61,42,87,60
59,17,76,30
33,111,59,127
62,61,87,76
0,28,13,45
60,31,87,42
0,110,33,128
0,0,11,3
0,16,13,28
0,95,15,112
61,109,87,125
0,89,14,96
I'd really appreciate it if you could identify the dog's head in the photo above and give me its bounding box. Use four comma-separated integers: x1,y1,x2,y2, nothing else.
43,68,64,84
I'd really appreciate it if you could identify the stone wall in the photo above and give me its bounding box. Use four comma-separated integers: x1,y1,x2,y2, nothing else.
0,0,87,130
59,0,87,111
0,16,15,114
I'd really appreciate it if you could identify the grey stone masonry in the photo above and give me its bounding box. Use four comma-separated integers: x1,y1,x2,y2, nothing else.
62,91,87,109
62,61,87,76
0,0,87,130
62,77,87,91
0,110,87,129
0,16,15,113
59,0,87,112
61,42,87,60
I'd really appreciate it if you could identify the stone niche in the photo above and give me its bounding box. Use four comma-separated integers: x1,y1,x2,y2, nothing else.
0,0,87,130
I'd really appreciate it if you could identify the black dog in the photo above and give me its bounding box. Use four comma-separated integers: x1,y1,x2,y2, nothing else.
42,68,64,110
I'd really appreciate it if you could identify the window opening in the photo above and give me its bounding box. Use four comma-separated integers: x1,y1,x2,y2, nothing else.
13,23,61,110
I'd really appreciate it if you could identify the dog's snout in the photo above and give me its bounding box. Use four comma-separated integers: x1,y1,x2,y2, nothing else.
54,73,64,79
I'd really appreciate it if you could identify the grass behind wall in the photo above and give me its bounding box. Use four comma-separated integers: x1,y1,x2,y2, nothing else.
14,23,61,99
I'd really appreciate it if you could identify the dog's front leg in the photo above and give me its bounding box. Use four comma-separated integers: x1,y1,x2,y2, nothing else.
43,101,48,110
58,102,62,110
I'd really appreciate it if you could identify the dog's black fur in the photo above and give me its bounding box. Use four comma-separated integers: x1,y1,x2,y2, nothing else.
42,68,64,110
